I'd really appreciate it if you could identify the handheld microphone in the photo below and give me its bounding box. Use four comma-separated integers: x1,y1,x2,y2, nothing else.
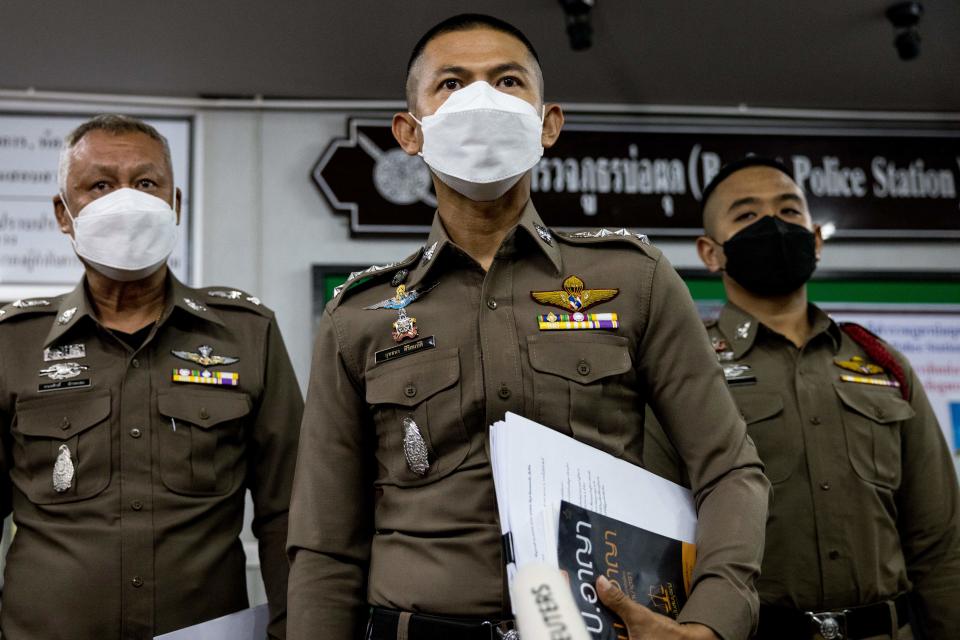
510,563,591,640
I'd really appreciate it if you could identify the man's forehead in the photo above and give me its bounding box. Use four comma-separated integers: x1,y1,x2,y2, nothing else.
70,130,167,167
716,166,802,202
420,27,533,73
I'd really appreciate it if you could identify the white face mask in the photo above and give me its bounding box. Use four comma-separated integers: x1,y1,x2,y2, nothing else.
412,80,545,202
62,187,179,282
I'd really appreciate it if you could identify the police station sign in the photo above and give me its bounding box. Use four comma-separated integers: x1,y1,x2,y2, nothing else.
312,117,960,238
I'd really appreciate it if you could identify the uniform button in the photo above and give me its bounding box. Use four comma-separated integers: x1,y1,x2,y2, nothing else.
498,385,511,399
131,500,143,511
577,360,591,376
810,416,821,425
129,428,142,439
828,550,841,560
486,298,498,310
131,576,144,588
199,408,210,420
131,358,140,368
404,385,417,398
875,407,885,419
820,481,831,491
61,417,71,431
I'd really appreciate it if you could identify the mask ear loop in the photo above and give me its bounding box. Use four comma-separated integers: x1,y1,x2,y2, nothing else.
408,113,426,158
59,191,83,251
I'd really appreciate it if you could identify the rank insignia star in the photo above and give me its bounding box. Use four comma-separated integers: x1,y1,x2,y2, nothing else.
530,275,619,313
12,299,50,308
183,298,207,312
57,307,78,325
834,356,884,375
171,345,240,367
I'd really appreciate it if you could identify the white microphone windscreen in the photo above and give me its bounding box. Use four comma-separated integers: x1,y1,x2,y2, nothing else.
510,563,592,640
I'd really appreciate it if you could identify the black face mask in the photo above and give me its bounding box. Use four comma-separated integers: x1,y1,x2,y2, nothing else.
721,216,817,296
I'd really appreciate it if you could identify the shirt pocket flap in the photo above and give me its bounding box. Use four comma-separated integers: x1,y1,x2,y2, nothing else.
16,391,111,439
365,348,460,407
528,334,631,384
158,390,252,428
732,389,784,424
834,383,915,424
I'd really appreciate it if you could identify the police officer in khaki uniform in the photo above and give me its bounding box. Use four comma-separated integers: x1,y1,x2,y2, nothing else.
0,115,303,639
643,157,960,640
288,15,770,640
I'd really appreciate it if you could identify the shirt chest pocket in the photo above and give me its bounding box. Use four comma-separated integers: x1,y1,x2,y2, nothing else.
158,390,252,496
835,383,914,489
365,347,468,487
527,333,635,457
13,391,112,505
731,389,796,484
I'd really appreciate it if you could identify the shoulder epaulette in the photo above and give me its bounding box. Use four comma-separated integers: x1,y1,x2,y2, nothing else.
0,297,60,323
331,248,424,309
200,288,273,317
839,322,909,400
555,228,655,254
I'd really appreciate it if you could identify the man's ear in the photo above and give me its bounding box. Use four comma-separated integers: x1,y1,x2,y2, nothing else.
392,112,421,156
696,235,724,273
813,223,824,261
175,187,182,224
52,193,73,236
541,103,564,149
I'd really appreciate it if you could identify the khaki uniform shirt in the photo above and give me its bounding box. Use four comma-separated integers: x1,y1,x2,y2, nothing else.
287,203,770,640
0,274,303,639
643,302,960,640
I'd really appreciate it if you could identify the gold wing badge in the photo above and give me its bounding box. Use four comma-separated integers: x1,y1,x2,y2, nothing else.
531,275,619,313
171,344,239,367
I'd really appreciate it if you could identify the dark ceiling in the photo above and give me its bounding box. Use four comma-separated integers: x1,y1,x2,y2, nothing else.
1,0,957,111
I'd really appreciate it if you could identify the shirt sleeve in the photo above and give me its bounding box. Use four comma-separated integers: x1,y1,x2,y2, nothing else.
636,254,770,640
896,360,960,640
286,309,373,640
247,317,305,639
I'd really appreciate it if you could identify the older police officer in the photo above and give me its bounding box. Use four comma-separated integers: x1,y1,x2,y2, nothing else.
644,157,960,640
0,115,302,639
288,15,770,640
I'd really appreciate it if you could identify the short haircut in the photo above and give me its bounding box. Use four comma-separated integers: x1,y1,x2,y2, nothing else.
701,156,793,215
58,114,172,191
405,13,542,109
700,156,795,237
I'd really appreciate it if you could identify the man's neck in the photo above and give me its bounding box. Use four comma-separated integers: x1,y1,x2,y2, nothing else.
435,177,530,271
724,275,812,348
85,266,168,334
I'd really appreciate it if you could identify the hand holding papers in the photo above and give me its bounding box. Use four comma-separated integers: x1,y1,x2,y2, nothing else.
490,413,697,638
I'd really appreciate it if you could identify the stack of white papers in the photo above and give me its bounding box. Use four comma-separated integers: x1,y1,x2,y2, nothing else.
154,604,269,640
490,412,696,584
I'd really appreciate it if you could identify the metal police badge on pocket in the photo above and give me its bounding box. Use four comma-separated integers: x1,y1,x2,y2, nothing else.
53,444,75,493
402,417,430,476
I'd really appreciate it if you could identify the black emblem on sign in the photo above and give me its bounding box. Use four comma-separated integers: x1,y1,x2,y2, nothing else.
312,119,437,236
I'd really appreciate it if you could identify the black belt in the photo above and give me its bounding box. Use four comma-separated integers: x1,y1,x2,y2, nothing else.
757,593,911,640
367,607,518,640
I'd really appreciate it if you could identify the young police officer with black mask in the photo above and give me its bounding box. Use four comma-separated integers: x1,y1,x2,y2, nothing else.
644,157,960,640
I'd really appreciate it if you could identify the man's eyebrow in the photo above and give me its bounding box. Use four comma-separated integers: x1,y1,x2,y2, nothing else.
77,162,164,178
432,65,470,79
726,196,758,212
431,62,531,79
